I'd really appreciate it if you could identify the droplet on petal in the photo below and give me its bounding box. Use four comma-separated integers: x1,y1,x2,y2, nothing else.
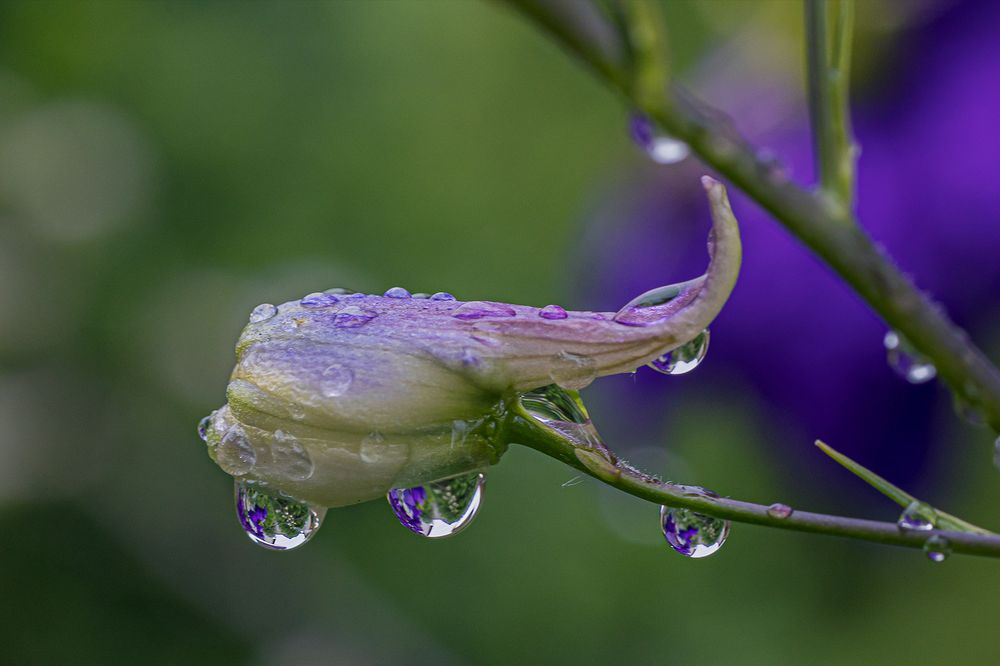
272,430,314,481
538,304,568,320
649,329,710,375
884,331,936,384
334,306,376,328
897,500,937,531
451,301,516,320
235,479,325,550
612,278,702,327
320,364,354,397
660,504,730,558
300,292,341,308
548,351,597,390
430,292,456,301
249,303,278,324
387,472,486,538
384,287,411,298
217,425,257,476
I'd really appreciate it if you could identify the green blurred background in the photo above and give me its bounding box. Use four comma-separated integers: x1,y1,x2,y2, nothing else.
2,1,999,664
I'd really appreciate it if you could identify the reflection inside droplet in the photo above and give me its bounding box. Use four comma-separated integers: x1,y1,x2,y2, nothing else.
387,472,486,538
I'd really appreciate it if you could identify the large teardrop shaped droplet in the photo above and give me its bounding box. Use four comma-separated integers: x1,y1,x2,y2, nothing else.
387,471,485,538
234,479,325,551
518,384,605,450
660,505,730,558
649,330,710,375
613,278,703,327
883,331,936,384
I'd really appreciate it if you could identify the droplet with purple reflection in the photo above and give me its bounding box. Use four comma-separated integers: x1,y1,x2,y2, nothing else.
660,504,730,558
451,301,516,321
384,287,411,299
235,479,325,551
648,330,710,375
387,471,486,538
539,304,568,320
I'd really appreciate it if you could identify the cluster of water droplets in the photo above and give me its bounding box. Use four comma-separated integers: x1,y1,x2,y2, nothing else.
883,330,936,384
386,472,486,538
895,500,953,563
629,112,690,165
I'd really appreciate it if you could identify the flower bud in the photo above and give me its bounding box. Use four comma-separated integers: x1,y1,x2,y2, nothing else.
201,177,741,507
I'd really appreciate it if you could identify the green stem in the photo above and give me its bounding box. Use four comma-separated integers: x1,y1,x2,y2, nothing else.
495,0,1000,433
505,412,1000,559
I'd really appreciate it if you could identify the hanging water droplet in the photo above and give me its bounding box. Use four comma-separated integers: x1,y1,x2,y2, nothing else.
613,278,703,327
766,503,793,519
660,505,730,558
884,331,936,384
235,479,325,551
334,306,376,328
320,364,354,397
538,304,568,320
452,301,516,320
431,292,456,301
217,426,257,475
197,415,212,441
649,330,710,375
272,430,314,481
300,292,340,308
519,384,605,450
898,500,937,531
923,534,951,563
549,351,597,390
249,303,278,324
384,286,411,298
629,112,690,164
387,471,486,538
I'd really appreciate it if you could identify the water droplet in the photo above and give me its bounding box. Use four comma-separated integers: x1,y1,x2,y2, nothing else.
217,426,257,475
334,306,376,328
431,292,456,301
613,278,703,327
548,351,597,390
629,112,690,164
384,286,411,298
235,479,325,551
359,431,385,463
320,364,353,397
649,330,710,375
450,419,469,449
898,500,937,531
660,505,730,558
300,292,340,308
766,503,793,519
923,534,951,563
324,287,354,295
539,304,568,320
387,472,486,538
272,430,314,481
197,415,212,441
249,303,278,324
451,301,516,320
519,384,604,450
412,292,431,299
884,331,936,384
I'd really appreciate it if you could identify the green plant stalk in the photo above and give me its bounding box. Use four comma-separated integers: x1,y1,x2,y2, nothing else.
806,0,856,209
504,410,1000,559
495,0,1000,432
815,440,990,535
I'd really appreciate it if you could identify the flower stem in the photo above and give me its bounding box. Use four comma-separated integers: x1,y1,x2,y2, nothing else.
495,0,1000,433
506,412,1000,559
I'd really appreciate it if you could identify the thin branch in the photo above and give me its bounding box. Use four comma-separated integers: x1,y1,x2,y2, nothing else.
507,414,1000,560
494,0,1000,433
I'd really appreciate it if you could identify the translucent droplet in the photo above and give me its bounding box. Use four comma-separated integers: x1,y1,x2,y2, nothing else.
923,534,951,563
197,415,212,441
450,419,469,449
660,505,730,558
217,426,257,475
451,301,516,320
548,351,597,390
249,303,278,324
519,384,605,451
412,292,431,299
613,278,703,327
300,292,340,308
766,503,792,519
649,330,710,375
430,292,456,301
334,306,376,328
320,364,353,397
324,287,354,295
538,304,568,320
387,472,486,538
235,479,325,551
629,112,690,164
272,430,314,481
884,331,936,384
898,500,937,531
384,287,411,298
359,431,385,464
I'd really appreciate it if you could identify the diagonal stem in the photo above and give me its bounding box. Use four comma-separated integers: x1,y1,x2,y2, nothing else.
494,0,1000,433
